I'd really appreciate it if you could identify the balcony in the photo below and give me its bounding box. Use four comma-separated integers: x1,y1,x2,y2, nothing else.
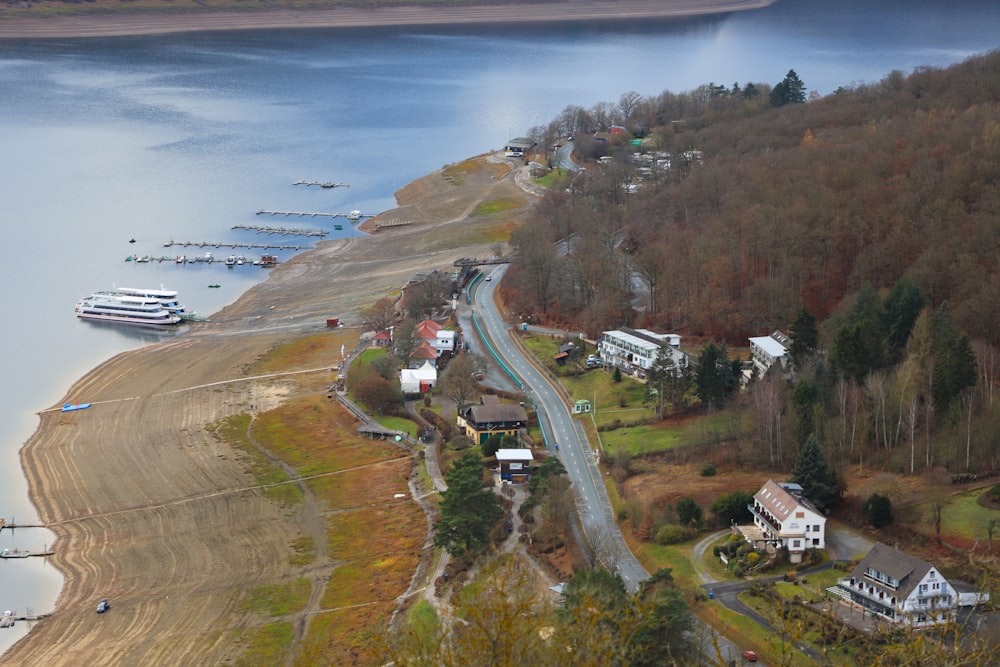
748,504,781,535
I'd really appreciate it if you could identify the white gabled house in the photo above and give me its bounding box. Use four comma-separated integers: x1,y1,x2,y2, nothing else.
740,479,826,564
598,328,686,373
830,542,975,628
749,330,791,377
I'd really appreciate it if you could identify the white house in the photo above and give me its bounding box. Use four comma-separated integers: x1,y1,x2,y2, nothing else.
742,479,826,563
598,328,685,373
749,330,790,376
415,319,456,357
400,360,437,394
830,542,972,627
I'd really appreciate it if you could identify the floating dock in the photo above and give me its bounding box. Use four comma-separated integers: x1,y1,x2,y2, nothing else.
1,548,54,559
158,242,310,251
0,518,45,531
293,180,349,189
1,611,51,628
256,209,373,220
231,224,327,237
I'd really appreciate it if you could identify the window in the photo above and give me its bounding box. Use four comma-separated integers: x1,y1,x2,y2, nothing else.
792,540,801,549
813,524,820,532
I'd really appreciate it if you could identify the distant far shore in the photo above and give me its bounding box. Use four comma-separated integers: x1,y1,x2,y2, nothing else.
0,0,775,39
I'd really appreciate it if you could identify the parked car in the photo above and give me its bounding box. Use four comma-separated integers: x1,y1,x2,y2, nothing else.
742,650,757,662
96,598,110,613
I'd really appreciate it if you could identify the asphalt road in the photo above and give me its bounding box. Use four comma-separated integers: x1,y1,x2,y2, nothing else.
470,268,765,663
471,265,649,592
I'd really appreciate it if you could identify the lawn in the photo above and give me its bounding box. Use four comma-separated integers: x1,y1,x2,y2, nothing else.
531,170,570,189
935,488,1000,543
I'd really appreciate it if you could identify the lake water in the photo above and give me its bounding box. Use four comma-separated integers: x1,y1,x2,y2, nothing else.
1,0,997,654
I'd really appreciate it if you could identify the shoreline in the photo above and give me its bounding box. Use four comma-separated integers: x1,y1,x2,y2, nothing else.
0,0,775,39
4,154,530,664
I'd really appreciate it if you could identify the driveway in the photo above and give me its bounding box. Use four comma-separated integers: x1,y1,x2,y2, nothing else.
825,520,875,560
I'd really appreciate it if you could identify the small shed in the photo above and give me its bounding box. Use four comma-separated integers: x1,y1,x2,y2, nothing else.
496,448,534,484
554,342,575,365
573,399,591,414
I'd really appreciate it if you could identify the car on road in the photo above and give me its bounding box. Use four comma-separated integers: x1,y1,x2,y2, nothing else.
96,598,110,613
742,649,757,662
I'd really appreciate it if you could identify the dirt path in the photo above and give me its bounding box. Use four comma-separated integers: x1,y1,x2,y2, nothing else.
4,154,533,666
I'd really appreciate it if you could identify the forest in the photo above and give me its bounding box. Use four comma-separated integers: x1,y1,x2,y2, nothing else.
500,52,1000,477
508,55,1000,345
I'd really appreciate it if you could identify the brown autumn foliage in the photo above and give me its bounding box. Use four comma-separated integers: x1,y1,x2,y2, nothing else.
511,51,1000,345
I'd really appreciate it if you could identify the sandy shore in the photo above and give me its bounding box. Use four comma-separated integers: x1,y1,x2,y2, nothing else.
4,155,527,665
0,0,774,39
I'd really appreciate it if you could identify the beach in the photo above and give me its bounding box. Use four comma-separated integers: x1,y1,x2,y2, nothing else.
4,156,526,664
0,0,774,39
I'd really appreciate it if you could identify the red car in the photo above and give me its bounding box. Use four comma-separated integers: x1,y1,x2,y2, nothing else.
742,650,758,662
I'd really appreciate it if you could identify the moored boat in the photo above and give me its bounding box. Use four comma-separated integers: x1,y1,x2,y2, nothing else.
75,293,181,326
93,287,186,315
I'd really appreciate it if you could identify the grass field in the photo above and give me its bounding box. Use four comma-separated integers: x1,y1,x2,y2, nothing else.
212,330,426,665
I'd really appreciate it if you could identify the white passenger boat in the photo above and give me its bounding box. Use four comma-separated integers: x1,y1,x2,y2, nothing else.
75,293,182,326
92,287,186,315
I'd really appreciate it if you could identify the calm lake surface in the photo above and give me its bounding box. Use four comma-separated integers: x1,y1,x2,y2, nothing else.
1,0,997,653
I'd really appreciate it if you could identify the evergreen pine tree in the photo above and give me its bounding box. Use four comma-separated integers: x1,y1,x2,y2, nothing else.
770,69,807,106
434,451,503,558
790,434,839,512
788,306,818,372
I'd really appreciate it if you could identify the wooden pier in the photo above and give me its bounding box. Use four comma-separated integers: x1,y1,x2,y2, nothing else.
1,611,51,628
372,220,414,231
256,209,373,221
157,241,312,251
1,547,54,559
293,180,349,189
0,518,45,531
231,224,327,237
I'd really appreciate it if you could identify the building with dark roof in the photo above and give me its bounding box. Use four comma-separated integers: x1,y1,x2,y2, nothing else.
457,395,528,445
830,542,962,627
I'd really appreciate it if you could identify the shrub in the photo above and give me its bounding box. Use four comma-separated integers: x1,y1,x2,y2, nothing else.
988,483,1000,504
656,524,693,545
677,497,703,527
700,462,717,477
863,492,894,528
710,490,754,526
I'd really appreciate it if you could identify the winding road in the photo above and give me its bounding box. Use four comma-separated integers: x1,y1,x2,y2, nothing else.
470,265,648,592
